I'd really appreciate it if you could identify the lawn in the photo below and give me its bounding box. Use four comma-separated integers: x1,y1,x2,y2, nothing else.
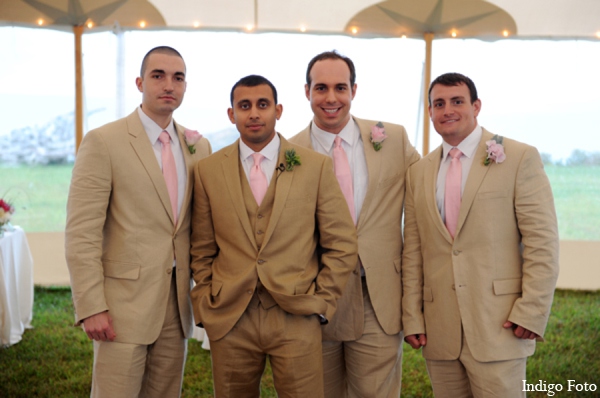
1,164,599,240
0,288,598,397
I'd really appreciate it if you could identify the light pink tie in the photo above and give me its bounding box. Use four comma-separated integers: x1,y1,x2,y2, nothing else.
445,148,463,238
159,131,178,225
250,153,268,206
333,136,356,224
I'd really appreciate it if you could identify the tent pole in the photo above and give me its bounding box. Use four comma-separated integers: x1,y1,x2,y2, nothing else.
74,25,84,154
422,32,434,155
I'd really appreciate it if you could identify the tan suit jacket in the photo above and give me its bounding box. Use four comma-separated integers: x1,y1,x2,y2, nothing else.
190,134,358,341
66,109,212,344
402,128,559,362
290,117,420,340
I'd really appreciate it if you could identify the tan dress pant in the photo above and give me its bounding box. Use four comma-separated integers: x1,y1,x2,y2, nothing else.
426,331,527,397
91,272,187,398
322,278,403,398
209,291,324,398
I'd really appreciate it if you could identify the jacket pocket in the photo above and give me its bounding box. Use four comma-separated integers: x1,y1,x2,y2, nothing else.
284,196,311,208
493,278,522,295
103,260,141,280
477,190,508,200
423,286,433,302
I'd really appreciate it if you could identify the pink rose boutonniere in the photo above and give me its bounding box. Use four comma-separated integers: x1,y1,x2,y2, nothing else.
484,135,506,166
370,122,388,152
184,129,202,154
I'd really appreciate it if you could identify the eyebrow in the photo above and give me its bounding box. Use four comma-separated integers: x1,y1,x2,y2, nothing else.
236,98,271,105
149,69,186,78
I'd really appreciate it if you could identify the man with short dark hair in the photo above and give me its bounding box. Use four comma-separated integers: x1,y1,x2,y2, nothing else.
66,46,212,397
402,72,559,397
291,50,420,398
190,74,358,397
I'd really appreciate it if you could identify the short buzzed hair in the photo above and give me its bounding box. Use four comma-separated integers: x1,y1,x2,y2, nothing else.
140,46,185,77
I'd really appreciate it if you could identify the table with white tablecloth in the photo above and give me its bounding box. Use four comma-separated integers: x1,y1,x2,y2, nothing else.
0,226,34,347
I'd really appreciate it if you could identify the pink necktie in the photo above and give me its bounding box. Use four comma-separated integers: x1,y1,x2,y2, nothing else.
333,136,356,224
445,148,463,238
250,153,268,206
159,131,178,225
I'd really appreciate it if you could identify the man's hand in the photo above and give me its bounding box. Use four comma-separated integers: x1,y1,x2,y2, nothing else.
83,311,116,341
503,321,538,340
404,334,427,349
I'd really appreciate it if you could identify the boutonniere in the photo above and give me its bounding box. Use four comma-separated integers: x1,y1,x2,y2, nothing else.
370,122,388,152
284,149,301,171
184,129,202,154
484,135,506,165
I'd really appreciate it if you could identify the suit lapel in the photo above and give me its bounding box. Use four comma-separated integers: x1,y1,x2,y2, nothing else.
355,118,381,228
456,130,494,235
175,122,193,231
260,135,294,251
425,146,453,243
127,111,174,225
295,124,313,148
221,142,258,251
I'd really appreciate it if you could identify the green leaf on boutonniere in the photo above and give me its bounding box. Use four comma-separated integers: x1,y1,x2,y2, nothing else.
284,149,301,171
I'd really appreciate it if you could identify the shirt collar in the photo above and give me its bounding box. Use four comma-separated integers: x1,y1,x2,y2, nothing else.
311,117,357,152
239,133,281,161
137,106,176,144
442,124,482,160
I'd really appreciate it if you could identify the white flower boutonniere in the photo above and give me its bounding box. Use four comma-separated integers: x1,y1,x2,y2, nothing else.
484,135,506,166
370,122,388,152
184,129,202,154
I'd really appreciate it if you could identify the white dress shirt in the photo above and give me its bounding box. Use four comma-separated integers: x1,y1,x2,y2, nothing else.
239,133,280,186
309,118,368,222
436,125,482,223
137,106,187,220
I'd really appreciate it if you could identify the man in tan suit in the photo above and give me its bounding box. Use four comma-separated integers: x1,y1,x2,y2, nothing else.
190,75,357,397
402,72,559,397
290,50,420,397
65,46,211,397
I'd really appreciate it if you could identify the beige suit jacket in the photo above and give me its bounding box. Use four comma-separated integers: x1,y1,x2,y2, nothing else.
402,128,559,362
190,134,358,341
290,117,420,340
65,109,212,344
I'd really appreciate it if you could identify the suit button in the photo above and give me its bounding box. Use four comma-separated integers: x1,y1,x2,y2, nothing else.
257,230,264,235
453,250,460,256
257,214,264,219
247,290,253,295
257,259,265,264
452,284,455,290
166,268,172,274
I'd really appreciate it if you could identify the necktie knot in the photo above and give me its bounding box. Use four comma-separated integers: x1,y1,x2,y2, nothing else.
250,153,268,206
159,131,171,145
252,153,265,168
449,147,462,160
334,135,343,148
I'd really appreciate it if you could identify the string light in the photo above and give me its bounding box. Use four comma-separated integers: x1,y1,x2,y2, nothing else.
246,24,254,31
193,21,200,28
139,20,146,28
451,30,457,38
300,25,306,32
351,27,358,34
37,18,44,26
502,30,509,37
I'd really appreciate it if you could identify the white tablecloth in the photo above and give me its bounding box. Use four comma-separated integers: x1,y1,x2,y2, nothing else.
0,226,34,347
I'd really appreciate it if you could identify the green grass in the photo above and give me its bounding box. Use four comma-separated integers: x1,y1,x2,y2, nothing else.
1,288,598,397
1,164,599,239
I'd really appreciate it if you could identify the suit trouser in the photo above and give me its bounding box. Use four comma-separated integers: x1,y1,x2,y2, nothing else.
426,331,526,398
209,291,324,398
322,277,403,398
91,271,187,398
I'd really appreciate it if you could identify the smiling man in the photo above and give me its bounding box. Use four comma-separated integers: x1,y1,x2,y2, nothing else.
290,51,420,398
190,75,357,397
402,72,559,397
66,46,212,397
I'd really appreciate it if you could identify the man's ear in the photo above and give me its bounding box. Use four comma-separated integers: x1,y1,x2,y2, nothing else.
227,108,235,124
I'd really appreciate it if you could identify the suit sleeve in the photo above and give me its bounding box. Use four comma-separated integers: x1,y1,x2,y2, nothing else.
314,156,359,322
189,160,217,326
401,166,426,335
507,146,559,337
65,131,112,325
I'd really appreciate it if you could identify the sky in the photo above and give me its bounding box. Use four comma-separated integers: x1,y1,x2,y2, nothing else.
1,26,600,161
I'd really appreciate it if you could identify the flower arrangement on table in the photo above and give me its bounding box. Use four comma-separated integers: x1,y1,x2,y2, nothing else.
0,198,15,230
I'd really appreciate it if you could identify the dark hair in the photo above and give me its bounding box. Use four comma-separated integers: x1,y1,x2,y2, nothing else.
306,50,356,88
428,73,478,106
230,75,278,106
140,46,185,77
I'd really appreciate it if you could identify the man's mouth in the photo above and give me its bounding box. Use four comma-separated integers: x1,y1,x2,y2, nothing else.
322,107,341,115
